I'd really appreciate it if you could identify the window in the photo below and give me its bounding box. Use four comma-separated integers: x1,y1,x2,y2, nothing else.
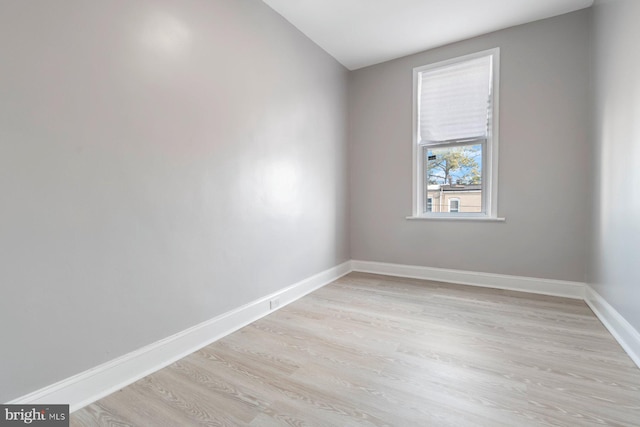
412,48,499,218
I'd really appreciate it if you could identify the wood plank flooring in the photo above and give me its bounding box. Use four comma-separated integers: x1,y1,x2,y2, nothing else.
71,273,640,426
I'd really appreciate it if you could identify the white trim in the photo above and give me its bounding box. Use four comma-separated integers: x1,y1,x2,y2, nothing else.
9,259,640,412
351,260,640,369
8,262,352,412
448,197,460,213
351,260,584,299
412,62,420,216
490,48,500,218
584,286,640,369
406,216,506,222
412,47,500,219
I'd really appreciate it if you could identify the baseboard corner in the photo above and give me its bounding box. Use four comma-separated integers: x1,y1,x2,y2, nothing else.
584,285,640,370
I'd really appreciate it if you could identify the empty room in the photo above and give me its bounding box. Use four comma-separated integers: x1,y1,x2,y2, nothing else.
2,0,639,425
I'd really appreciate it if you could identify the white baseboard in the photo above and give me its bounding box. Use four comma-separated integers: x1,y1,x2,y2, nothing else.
8,262,351,412
351,260,640,370
584,286,640,369
351,260,585,299
9,259,640,413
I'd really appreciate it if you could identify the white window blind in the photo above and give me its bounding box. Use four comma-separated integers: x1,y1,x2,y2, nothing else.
418,55,493,144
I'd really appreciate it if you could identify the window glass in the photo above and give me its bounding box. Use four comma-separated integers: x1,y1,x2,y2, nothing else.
413,48,499,218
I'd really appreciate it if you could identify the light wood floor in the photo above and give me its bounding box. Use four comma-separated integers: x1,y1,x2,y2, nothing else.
71,273,640,426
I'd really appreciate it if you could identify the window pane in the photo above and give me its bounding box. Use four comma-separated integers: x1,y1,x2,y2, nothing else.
424,144,483,213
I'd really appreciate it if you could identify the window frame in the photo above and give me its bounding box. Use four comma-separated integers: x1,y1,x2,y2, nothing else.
448,198,460,213
411,48,500,220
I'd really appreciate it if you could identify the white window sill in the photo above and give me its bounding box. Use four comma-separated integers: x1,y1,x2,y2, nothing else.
406,216,506,222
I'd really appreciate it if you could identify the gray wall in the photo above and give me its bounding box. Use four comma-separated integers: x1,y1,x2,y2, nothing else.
349,11,591,282
589,0,640,331
7,0,636,406
0,0,349,402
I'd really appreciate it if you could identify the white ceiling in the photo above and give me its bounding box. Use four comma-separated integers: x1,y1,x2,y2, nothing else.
262,0,594,70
